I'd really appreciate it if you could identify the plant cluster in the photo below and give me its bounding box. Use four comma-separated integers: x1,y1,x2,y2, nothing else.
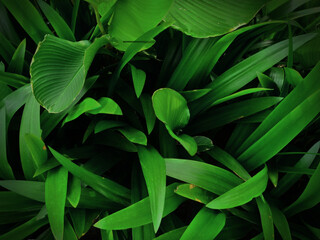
0,0,320,239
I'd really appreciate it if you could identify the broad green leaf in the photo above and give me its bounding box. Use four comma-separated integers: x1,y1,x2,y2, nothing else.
0,216,48,240
0,71,29,88
94,183,185,230
285,161,320,216
191,33,317,115
165,0,265,38
271,141,320,197
256,197,274,240
206,166,268,209
180,208,226,240
108,0,173,51
30,34,109,113
37,0,75,41
67,175,82,208
41,76,98,138
237,63,320,170
140,94,156,135
88,97,123,115
137,146,166,232
45,166,68,240
8,39,26,74
152,88,190,130
118,126,147,146
153,226,187,240
165,158,243,195
19,94,42,180
1,0,51,43
270,205,292,240
166,126,197,156
63,97,101,124
174,184,216,204
130,64,146,98
189,97,282,134
206,146,251,181
49,147,130,205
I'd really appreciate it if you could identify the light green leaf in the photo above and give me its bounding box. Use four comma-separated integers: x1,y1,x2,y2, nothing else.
130,64,146,98
88,97,123,115
37,0,75,41
180,208,226,240
166,126,197,156
30,34,109,113
165,158,243,195
8,39,26,74
153,226,187,240
108,0,173,51
174,184,216,204
118,126,147,146
206,166,268,209
137,146,166,232
49,147,130,205
19,94,42,180
1,0,51,43
94,183,185,230
165,0,265,38
152,88,190,130
45,166,68,240
256,196,274,240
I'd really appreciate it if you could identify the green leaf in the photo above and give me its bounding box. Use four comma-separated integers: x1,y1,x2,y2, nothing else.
194,136,213,152
108,0,173,51
189,97,282,134
0,71,29,88
166,126,197,156
0,191,42,212
8,39,26,74
45,166,68,240
30,34,109,113
64,218,78,240
67,175,82,208
19,94,42,180
237,63,320,170
285,160,320,216
191,33,317,115
180,208,226,240
118,126,147,146
152,88,190,130
140,94,156,135
94,183,185,230
256,196,274,240
257,72,280,96
0,216,48,240
49,147,130,205
130,64,146,98
206,166,268,209
165,158,243,195
70,209,85,239
165,0,265,38
37,0,75,41
88,97,123,115
94,120,126,134
1,0,51,43
206,146,251,181
137,146,166,232
284,67,303,87
270,205,292,240
174,184,216,204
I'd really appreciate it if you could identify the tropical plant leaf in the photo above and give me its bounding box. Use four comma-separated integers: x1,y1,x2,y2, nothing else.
8,38,26,74
256,196,274,240
165,0,265,38
137,146,166,232
174,184,216,204
206,166,268,209
30,34,109,113
67,175,82,208
130,64,146,98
